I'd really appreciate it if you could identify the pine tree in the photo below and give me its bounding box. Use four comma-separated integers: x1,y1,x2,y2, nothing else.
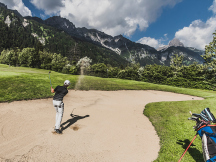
67,42,80,63
202,32,216,69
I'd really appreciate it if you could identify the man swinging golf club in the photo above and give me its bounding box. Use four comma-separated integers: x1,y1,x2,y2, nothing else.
51,80,70,134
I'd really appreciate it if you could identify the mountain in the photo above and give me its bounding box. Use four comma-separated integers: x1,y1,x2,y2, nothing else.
158,46,204,66
158,38,184,51
157,38,204,66
0,2,205,67
0,4,129,67
25,16,163,66
32,16,204,66
169,38,184,47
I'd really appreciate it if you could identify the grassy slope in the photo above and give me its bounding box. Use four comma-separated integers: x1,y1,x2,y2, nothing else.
1,64,216,161
0,64,79,102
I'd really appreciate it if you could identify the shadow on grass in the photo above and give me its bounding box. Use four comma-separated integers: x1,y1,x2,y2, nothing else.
60,114,90,132
177,139,204,162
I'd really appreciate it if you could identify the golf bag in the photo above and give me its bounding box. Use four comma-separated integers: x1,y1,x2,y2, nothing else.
189,108,216,162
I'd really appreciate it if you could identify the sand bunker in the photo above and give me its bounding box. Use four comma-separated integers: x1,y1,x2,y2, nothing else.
0,90,203,162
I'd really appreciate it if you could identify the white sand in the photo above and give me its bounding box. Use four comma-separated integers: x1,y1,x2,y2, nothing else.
0,90,203,162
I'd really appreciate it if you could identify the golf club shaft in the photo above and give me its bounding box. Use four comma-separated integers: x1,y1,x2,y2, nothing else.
71,108,76,114
49,72,52,87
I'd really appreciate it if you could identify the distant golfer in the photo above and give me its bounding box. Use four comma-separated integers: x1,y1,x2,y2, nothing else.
51,80,70,134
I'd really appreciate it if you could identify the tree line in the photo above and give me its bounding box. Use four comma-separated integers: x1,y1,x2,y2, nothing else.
1,30,216,91
0,47,215,91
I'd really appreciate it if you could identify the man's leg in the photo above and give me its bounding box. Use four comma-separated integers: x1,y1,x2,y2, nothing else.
55,102,64,130
53,100,63,133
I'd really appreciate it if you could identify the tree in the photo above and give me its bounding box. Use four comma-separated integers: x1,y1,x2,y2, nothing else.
170,54,183,70
40,50,52,70
170,53,184,77
18,48,34,67
202,32,216,69
51,53,68,72
67,42,81,63
2,48,21,66
90,63,107,77
0,49,10,64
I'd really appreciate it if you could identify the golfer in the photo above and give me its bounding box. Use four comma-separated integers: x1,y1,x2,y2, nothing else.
51,80,70,134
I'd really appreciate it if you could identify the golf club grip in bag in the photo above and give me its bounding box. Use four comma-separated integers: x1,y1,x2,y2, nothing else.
197,125,216,161
201,108,216,123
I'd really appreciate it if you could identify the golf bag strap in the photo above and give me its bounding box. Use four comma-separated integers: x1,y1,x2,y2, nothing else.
197,125,216,132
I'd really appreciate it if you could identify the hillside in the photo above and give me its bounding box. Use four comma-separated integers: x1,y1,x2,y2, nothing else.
0,3,128,67
26,15,204,66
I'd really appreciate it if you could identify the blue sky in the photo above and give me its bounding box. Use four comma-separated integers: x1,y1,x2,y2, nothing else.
132,0,213,44
1,0,216,50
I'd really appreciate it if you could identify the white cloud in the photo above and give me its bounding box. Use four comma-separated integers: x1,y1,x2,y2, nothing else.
27,0,182,37
209,0,216,14
173,0,216,50
30,0,64,15
0,0,32,16
137,36,166,49
175,17,216,50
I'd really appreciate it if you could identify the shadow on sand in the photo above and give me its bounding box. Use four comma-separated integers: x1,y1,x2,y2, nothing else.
60,113,90,132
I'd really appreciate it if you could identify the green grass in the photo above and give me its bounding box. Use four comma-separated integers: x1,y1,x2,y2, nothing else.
1,64,216,161
0,64,79,102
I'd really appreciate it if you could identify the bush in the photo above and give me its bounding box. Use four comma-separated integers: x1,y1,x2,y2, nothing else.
177,64,205,81
1,48,20,66
0,49,10,64
62,64,71,74
117,70,127,79
69,65,78,75
107,67,120,78
117,63,140,80
141,64,174,83
90,63,107,77
51,53,68,72
18,48,33,67
40,50,52,70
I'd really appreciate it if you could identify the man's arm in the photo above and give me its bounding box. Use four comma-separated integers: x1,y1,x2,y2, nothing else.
51,87,55,93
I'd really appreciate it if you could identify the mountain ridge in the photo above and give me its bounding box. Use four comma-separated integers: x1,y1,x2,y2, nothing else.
26,15,204,66
0,2,205,66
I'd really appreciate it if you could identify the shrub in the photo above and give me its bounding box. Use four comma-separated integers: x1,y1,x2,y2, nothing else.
0,49,10,64
18,48,33,67
69,65,78,75
107,67,120,78
141,64,174,83
90,63,107,77
40,50,52,70
51,53,68,72
117,63,140,80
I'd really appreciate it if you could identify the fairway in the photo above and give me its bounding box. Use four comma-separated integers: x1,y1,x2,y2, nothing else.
0,90,203,162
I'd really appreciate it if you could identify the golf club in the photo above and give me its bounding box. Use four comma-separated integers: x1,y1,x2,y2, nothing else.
48,71,52,87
